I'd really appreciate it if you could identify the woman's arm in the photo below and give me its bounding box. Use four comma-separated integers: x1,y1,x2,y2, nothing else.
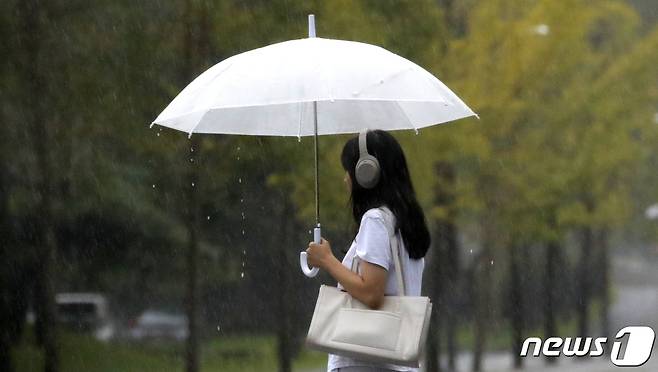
306,239,387,309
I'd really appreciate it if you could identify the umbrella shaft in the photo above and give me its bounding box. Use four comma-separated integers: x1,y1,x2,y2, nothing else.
313,101,320,226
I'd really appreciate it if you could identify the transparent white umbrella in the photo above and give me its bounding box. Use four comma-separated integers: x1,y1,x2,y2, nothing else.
151,15,477,277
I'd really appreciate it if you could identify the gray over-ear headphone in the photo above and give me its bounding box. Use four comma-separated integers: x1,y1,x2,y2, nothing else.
355,129,381,189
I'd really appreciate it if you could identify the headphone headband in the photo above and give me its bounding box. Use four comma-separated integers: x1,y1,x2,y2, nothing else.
358,129,369,157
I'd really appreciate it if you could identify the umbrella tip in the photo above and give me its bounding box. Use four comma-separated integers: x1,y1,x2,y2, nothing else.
308,14,316,38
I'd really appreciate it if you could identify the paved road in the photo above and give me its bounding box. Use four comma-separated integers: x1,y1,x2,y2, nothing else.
299,353,658,372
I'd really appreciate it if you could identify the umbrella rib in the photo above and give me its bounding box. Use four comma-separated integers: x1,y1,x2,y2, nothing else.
297,102,304,140
394,101,418,134
187,110,211,138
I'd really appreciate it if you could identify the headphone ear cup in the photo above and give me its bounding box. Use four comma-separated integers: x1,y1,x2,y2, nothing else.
355,155,381,189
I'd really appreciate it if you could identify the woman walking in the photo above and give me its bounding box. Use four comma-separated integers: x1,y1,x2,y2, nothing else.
305,129,431,372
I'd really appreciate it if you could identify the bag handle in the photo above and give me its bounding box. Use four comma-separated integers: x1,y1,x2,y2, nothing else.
350,208,406,296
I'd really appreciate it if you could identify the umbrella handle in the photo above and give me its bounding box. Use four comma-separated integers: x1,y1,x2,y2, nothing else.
300,227,321,277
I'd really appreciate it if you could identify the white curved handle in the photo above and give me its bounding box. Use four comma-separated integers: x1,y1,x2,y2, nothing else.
300,226,321,277
300,252,319,277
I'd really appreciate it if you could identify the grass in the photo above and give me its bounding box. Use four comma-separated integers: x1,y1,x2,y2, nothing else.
13,330,326,372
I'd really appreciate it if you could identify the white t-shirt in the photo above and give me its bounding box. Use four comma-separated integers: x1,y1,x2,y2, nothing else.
327,207,425,372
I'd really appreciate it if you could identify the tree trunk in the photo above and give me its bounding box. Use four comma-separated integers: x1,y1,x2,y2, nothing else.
425,314,441,372
426,161,458,372
445,221,459,372
180,0,211,370
577,225,593,339
275,197,294,372
439,163,459,372
543,240,559,365
184,136,201,372
18,1,59,371
509,243,524,369
597,229,610,353
471,175,496,372
472,250,491,372
0,102,13,372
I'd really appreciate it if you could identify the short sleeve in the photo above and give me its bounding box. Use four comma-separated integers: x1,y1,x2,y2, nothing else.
355,213,391,270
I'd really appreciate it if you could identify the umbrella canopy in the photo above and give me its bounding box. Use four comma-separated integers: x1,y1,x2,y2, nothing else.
152,37,476,138
151,15,477,276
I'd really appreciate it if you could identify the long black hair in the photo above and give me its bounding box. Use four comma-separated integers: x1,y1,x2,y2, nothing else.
341,130,430,259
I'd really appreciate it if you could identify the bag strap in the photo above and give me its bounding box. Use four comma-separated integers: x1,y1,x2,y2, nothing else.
351,208,407,296
390,228,406,296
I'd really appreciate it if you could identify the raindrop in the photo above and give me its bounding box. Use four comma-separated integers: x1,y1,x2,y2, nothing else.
469,249,473,254
308,230,312,235
237,146,241,151
242,262,245,267
238,177,242,184
240,272,244,278
237,156,240,160
190,147,194,153
191,182,195,187
240,198,244,203
207,216,211,220
152,184,156,189
189,158,194,163
156,133,160,137
241,212,245,220
241,230,245,235
216,325,221,332
490,260,494,265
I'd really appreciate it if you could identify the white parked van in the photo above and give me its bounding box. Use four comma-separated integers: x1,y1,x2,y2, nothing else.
55,292,114,341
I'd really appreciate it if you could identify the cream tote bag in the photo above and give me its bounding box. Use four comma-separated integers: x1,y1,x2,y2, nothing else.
305,210,432,368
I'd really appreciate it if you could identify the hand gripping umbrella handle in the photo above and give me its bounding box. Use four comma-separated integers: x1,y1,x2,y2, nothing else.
300,227,321,277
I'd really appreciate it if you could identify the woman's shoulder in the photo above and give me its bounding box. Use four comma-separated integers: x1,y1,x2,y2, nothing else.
361,207,391,221
361,207,395,230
